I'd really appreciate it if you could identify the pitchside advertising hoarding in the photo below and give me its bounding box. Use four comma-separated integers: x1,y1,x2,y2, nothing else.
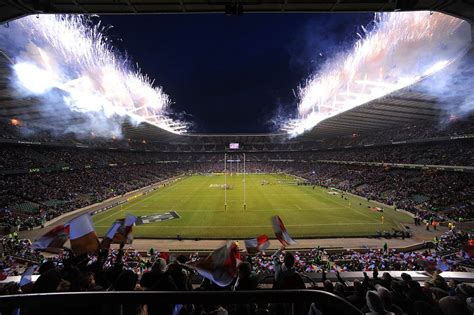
229,143,239,149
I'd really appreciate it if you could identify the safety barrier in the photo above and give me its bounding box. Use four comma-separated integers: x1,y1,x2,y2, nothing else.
0,290,363,315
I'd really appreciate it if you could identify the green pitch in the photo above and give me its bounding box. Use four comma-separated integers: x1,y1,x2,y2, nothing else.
92,174,412,238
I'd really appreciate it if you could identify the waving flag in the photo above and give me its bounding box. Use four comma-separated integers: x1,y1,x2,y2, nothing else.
245,234,270,253
69,214,100,255
271,216,296,246
101,220,122,250
112,214,137,244
466,239,474,258
0,269,6,281
159,251,170,262
32,224,69,250
124,214,136,235
437,260,450,272
19,265,36,293
193,241,241,287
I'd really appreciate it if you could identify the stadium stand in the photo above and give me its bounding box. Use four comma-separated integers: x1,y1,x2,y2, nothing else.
1,117,473,309
1,2,474,313
0,228,473,314
1,117,472,231
0,117,472,314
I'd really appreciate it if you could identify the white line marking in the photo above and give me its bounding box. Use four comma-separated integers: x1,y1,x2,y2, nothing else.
93,176,386,227
113,208,349,213
93,190,162,224
317,191,379,223
95,222,381,228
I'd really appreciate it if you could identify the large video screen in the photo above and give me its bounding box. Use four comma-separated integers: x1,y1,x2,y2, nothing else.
229,143,239,149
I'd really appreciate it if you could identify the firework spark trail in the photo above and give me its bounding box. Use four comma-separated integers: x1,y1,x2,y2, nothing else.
0,15,187,138
283,12,471,137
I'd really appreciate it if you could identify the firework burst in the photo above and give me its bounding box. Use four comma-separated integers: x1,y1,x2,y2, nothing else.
283,12,471,137
0,15,187,137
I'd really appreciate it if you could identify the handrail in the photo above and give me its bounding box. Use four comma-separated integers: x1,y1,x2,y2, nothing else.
257,274,317,288
0,290,363,314
301,274,317,287
257,274,275,285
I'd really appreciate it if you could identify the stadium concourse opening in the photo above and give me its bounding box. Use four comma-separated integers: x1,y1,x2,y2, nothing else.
1,3,474,315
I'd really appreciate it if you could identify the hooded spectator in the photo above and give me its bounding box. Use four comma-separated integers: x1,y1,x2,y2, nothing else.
365,290,394,315
375,285,404,315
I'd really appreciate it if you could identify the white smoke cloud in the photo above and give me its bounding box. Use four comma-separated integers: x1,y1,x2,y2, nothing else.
0,15,187,139
413,52,474,119
282,12,472,137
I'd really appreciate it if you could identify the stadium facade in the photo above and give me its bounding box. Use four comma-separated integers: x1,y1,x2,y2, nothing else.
0,4,473,315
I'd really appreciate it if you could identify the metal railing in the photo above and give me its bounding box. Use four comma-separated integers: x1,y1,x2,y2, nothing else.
0,290,363,315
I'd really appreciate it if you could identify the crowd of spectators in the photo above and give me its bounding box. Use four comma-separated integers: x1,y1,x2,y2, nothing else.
318,117,474,147
0,138,472,171
250,230,472,274
0,227,473,314
1,229,471,278
297,164,473,221
1,116,473,153
1,157,472,231
0,116,472,234
326,232,471,273
0,163,185,230
310,140,473,166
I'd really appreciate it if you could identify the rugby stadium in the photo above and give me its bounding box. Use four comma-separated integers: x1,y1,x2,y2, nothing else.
0,1,473,315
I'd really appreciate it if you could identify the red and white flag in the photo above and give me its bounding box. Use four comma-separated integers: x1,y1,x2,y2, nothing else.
271,216,296,246
112,214,137,244
194,241,241,287
69,214,100,255
32,225,69,250
159,251,170,262
245,234,270,253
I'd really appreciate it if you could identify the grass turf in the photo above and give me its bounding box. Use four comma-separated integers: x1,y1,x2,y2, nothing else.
92,174,412,239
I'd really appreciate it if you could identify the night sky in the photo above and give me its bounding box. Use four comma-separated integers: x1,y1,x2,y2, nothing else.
100,13,374,133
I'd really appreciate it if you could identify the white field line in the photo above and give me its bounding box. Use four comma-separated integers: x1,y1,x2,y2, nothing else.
94,175,380,226
118,208,349,213
95,222,381,228
93,189,164,225
94,176,221,224
93,177,190,224
317,190,379,223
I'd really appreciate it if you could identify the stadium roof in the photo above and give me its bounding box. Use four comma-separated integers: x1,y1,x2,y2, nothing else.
0,1,473,144
1,0,474,22
296,89,442,142
0,50,470,144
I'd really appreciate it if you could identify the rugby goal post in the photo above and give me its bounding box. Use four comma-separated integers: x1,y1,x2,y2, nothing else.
224,152,247,211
